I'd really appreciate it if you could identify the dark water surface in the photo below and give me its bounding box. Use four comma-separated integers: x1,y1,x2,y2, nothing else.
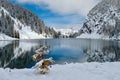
0,39,120,69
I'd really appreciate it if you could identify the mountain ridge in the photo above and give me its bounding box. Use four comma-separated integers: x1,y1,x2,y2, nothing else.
0,0,57,39
78,0,120,40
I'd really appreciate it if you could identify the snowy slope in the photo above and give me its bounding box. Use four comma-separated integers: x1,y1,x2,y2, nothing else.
0,7,50,40
78,0,120,40
0,62,120,80
0,0,57,40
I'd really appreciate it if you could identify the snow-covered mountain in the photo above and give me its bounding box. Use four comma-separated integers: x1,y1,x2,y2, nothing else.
0,0,57,40
54,27,79,38
78,0,120,40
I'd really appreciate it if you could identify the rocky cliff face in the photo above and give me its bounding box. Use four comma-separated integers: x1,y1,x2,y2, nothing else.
79,0,120,40
0,0,57,39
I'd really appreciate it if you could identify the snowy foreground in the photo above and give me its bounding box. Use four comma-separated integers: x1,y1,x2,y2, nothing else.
0,62,120,80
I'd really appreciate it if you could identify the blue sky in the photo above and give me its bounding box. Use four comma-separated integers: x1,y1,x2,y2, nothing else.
8,0,100,28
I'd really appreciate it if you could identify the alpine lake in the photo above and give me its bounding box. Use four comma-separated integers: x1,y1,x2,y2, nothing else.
0,38,120,69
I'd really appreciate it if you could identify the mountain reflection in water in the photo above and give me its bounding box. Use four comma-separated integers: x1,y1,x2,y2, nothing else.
0,39,120,69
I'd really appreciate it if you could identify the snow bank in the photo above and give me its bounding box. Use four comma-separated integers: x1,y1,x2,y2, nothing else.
0,62,120,80
76,32,118,40
77,33,102,39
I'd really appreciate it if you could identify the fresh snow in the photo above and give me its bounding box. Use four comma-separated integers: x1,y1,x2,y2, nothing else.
17,26,47,39
77,33,102,39
76,32,118,40
78,6,120,40
32,58,54,69
0,62,120,80
0,7,51,40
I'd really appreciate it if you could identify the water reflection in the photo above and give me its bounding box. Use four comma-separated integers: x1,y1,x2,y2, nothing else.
85,42,120,62
0,40,41,69
0,39,120,69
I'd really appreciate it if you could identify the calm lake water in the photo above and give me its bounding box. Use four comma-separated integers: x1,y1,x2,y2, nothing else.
0,39,120,69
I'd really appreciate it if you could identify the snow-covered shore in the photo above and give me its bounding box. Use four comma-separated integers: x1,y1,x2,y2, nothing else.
0,62,120,80
0,33,51,40
76,33,119,40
